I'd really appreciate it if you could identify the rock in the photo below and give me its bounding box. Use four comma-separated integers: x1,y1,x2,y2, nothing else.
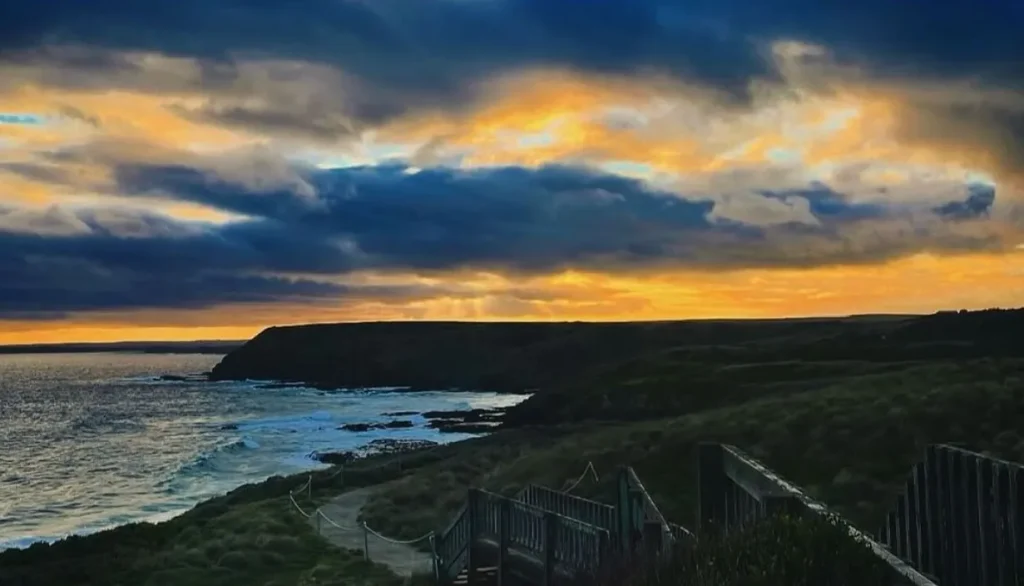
219,424,239,430
340,423,375,432
382,411,419,417
383,420,414,429
340,419,416,432
312,451,357,465
362,438,438,455
158,375,188,382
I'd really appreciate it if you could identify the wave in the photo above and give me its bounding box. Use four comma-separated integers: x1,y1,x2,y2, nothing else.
169,435,261,479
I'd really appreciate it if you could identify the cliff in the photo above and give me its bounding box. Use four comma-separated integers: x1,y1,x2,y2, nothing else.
208,318,871,391
209,309,1024,399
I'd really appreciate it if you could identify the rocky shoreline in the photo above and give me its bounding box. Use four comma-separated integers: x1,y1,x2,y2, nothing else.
312,438,440,465
337,407,507,435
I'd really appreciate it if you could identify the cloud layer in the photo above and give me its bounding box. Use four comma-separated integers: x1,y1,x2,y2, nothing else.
1,0,1023,335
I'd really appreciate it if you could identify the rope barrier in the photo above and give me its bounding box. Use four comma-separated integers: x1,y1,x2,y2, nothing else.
563,461,599,493
316,509,360,531
291,456,602,571
289,492,314,518
362,522,435,545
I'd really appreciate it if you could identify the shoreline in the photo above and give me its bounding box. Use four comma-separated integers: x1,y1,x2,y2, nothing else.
0,395,516,553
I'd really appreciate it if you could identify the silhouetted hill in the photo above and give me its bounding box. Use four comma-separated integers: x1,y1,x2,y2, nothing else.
210,309,1024,425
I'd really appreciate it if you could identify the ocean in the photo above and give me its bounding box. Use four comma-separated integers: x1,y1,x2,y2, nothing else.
0,352,524,550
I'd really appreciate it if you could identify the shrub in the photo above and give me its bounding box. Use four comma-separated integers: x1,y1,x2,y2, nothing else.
580,513,894,586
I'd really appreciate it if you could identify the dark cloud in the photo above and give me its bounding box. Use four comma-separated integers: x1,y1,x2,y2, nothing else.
4,0,1021,98
0,161,1010,316
115,161,1008,273
0,206,448,317
4,0,1022,168
934,184,997,220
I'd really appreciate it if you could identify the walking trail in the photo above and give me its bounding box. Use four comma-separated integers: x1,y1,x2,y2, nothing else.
310,486,434,577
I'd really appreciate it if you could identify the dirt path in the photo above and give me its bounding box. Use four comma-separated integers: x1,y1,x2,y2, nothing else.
311,487,434,577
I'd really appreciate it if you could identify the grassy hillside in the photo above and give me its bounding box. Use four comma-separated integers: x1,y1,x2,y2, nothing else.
0,465,416,586
362,358,1024,541
5,308,1023,585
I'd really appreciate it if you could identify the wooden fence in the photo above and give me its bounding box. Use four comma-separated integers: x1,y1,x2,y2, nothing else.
459,488,611,582
435,443,1024,585
879,444,1024,586
519,485,618,537
697,443,938,586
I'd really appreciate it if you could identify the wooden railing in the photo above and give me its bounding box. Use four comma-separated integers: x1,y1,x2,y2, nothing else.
435,443,1024,585
879,444,1024,586
519,484,617,536
434,488,611,583
697,443,938,586
436,504,470,582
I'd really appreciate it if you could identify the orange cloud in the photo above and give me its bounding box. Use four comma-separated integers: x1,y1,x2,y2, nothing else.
1,249,1020,345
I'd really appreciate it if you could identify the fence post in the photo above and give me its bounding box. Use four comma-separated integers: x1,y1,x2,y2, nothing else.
642,521,663,561
468,489,480,586
616,468,631,553
497,499,509,586
923,446,941,579
697,443,725,535
363,522,370,562
977,457,994,586
543,511,557,586
316,510,321,535
431,534,440,584
308,474,313,500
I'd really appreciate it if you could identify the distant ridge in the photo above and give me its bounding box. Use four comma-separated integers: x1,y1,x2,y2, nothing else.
0,340,244,355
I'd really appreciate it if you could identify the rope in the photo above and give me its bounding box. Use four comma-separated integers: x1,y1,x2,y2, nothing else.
289,492,314,518
316,509,360,531
563,461,599,493
363,522,435,545
290,474,313,496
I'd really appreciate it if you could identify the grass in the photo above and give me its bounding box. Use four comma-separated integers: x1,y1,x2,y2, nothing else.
0,461,423,586
580,513,897,586
363,358,1024,541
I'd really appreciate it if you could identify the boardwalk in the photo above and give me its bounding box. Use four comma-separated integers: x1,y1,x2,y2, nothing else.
311,486,434,577
294,442,1024,585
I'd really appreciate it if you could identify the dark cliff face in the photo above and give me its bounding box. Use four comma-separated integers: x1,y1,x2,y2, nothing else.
208,319,869,391
209,310,1024,416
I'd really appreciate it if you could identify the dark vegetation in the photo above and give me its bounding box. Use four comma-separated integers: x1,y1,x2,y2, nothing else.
4,308,1023,585
579,513,896,586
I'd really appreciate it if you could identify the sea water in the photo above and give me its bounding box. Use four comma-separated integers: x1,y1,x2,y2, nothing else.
0,353,525,550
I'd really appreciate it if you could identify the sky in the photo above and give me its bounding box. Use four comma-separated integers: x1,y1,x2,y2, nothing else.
1,0,1023,343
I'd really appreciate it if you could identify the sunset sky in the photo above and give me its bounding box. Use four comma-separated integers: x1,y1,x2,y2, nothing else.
1,0,1023,344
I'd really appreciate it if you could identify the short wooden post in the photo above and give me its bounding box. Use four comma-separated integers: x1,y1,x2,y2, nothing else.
468,489,480,586
430,534,440,583
697,443,726,535
497,499,510,586
316,510,322,534
616,468,631,553
923,446,941,579
977,458,994,586
543,511,558,586
308,475,313,500
363,522,370,561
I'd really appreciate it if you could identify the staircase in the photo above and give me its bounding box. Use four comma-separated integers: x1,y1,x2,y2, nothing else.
432,468,677,586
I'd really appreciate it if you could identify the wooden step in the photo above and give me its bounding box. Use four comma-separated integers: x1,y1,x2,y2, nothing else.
452,566,498,586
